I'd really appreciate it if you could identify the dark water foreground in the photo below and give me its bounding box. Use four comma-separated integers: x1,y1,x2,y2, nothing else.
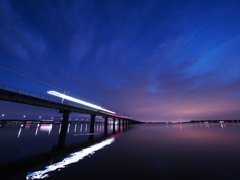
1,122,240,180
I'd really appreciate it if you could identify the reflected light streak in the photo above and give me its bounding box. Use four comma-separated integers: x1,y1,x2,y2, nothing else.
80,124,83,132
67,124,70,133
74,124,77,132
47,91,115,114
17,124,23,138
26,137,115,180
221,123,224,128
48,124,52,135
179,124,182,132
35,124,40,136
39,124,53,133
59,124,61,134
25,124,31,129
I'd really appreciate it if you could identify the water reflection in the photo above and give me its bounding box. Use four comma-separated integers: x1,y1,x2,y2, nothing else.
179,123,182,132
44,124,53,135
35,124,39,135
17,124,23,138
0,120,126,179
26,137,115,180
80,124,83,132
17,124,55,138
74,124,77,132
67,124,70,133
2,122,240,180
58,124,61,134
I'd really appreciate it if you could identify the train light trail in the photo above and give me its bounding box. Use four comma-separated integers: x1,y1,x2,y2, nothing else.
47,90,115,114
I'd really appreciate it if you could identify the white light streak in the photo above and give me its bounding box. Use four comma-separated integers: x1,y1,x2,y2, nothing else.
48,124,52,135
74,124,77,132
35,124,40,136
59,124,61,134
17,124,23,138
47,91,115,114
26,137,115,180
67,124,70,133
80,124,83,132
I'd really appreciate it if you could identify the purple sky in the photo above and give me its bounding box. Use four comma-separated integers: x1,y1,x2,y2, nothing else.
0,0,240,122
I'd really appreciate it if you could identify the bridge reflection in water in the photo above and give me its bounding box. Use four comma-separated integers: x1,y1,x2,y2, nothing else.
0,121,128,180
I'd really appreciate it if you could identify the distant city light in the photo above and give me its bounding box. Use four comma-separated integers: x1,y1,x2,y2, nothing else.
23,115,26,118
47,90,115,114
2,114,4,117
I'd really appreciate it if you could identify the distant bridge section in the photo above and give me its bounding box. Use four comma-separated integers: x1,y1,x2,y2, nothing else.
0,85,140,124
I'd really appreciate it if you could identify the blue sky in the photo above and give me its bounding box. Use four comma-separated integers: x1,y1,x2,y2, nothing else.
0,0,240,122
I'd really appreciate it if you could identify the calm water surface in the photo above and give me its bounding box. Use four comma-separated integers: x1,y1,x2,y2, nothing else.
1,122,240,180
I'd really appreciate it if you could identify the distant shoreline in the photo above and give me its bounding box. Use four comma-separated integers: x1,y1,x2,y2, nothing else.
146,120,240,124
1,119,240,125
0,119,93,124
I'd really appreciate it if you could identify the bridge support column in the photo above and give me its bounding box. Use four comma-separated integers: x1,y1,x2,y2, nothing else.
90,114,96,133
104,117,108,136
89,114,96,141
118,119,121,132
122,119,125,131
113,118,116,134
58,110,70,149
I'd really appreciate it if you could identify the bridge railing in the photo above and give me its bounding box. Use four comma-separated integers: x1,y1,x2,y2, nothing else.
0,84,62,103
0,84,98,112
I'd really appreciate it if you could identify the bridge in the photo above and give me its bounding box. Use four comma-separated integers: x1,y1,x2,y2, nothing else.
0,85,140,147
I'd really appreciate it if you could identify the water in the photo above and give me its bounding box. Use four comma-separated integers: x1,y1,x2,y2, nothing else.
1,122,240,180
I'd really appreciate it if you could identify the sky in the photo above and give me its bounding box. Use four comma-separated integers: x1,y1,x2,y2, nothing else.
0,0,240,122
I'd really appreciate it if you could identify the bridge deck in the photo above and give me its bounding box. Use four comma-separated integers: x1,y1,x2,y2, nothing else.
0,86,137,122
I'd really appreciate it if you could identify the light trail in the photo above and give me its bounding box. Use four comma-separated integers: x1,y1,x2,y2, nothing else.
47,90,115,114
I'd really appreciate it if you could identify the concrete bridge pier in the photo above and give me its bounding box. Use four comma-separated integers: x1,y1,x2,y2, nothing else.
58,110,71,149
113,118,116,134
122,119,125,131
104,117,108,136
118,119,121,132
89,114,96,141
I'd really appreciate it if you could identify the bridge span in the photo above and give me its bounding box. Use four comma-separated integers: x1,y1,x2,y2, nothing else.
0,85,140,147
